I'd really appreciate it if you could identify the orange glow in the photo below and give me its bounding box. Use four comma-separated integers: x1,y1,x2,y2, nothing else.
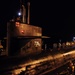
15,22,20,27
21,30,24,34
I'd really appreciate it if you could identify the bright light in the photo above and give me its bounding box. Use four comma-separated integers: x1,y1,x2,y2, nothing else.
18,12,21,16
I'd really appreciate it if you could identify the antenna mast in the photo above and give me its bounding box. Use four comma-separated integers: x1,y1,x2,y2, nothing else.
27,2,30,24
20,0,26,23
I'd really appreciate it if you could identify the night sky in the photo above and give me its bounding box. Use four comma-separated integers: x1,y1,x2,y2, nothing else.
0,0,75,42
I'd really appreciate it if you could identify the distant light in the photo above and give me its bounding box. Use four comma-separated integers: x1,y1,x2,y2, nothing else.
18,12,21,16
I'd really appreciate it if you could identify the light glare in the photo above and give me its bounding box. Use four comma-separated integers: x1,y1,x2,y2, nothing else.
18,12,21,16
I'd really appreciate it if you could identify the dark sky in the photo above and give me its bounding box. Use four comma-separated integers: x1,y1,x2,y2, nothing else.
0,0,75,42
